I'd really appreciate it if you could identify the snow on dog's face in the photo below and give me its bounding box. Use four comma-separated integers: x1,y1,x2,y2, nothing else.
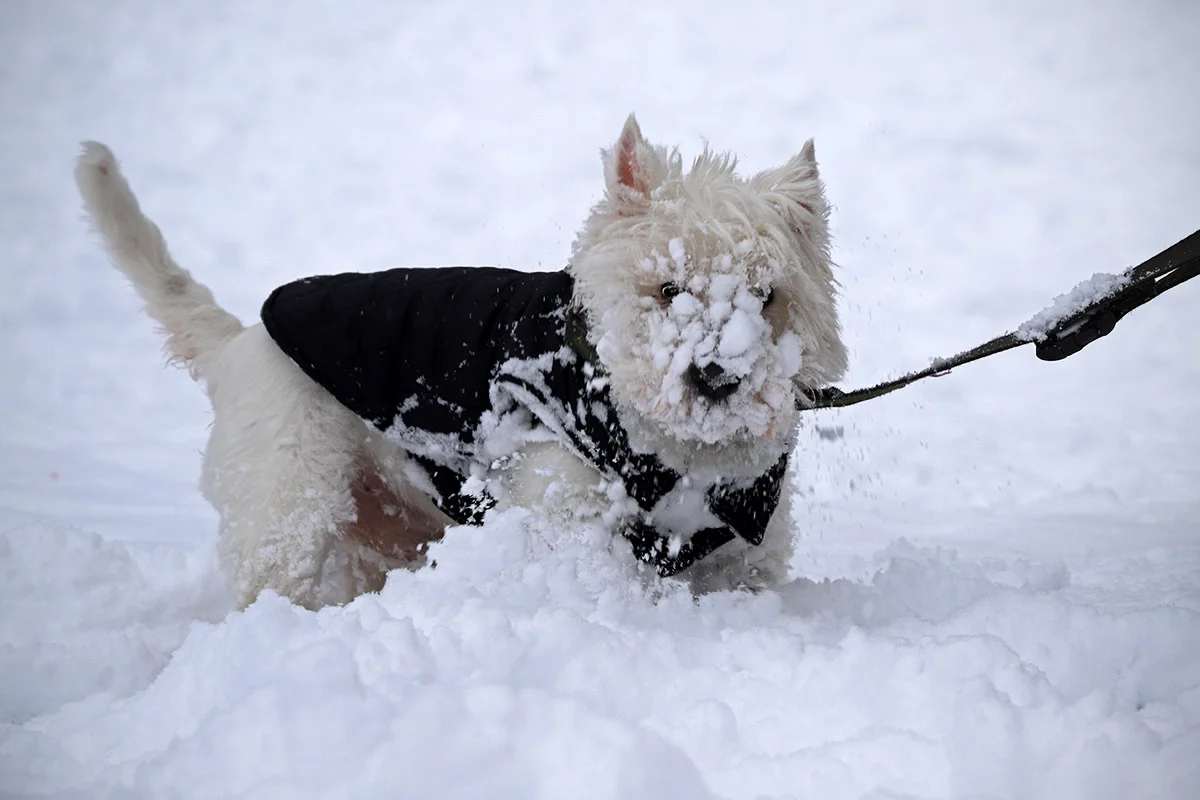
570,115,847,454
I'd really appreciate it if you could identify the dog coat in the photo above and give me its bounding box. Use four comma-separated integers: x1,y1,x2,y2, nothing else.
261,267,787,576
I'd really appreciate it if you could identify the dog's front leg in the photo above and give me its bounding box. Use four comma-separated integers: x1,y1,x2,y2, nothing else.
496,441,611,524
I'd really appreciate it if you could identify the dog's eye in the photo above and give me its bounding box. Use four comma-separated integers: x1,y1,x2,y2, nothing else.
753,286,775,306
660,282,684,302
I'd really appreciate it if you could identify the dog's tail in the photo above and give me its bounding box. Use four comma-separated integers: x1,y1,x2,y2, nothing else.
74,142,244,382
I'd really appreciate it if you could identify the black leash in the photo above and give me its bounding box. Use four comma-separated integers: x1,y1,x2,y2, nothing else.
802,228,1200,411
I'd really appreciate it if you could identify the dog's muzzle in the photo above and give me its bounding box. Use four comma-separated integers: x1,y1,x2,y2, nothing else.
688,362,740,401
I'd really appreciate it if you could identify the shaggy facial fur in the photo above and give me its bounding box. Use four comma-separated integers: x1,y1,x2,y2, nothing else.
74,116,846,609
571,117,846,479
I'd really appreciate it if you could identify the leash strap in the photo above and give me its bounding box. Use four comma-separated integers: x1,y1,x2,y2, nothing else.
802,228,1200,411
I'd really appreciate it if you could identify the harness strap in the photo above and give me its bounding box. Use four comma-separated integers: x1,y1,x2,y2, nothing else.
802,228,1200,411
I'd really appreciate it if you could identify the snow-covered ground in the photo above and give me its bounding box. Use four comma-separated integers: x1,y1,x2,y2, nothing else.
2,1,1198,797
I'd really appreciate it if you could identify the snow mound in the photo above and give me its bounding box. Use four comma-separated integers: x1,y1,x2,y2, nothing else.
3,513,1197,799
0,524,228,724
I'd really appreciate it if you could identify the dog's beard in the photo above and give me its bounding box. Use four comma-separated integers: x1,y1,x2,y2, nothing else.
596,276,803,450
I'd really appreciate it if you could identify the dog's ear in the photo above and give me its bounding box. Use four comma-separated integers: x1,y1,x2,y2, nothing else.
603,114,665,214
755,139,827,234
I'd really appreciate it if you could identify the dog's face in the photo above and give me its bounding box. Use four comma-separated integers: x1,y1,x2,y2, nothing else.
570,116,847,452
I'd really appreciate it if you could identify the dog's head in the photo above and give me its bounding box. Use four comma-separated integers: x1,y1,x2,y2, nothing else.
569,115,847,462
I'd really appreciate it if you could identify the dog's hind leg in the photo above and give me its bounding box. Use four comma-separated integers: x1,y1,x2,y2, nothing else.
354,431,454,559
203,326,396,609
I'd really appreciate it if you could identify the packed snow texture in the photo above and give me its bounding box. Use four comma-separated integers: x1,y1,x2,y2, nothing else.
2,1,1199,798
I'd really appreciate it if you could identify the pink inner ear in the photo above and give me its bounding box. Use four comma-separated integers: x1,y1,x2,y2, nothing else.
616,128,648,195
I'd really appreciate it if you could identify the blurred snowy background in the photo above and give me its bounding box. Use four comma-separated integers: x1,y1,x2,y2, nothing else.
1,1,1198,797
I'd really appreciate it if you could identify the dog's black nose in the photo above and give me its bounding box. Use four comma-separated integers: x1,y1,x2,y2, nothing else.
688,363,740,401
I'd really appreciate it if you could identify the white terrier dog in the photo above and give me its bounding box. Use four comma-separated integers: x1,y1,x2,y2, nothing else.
76,116,846,610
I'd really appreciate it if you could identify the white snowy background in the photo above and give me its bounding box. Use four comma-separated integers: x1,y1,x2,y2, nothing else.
2,1,1198,797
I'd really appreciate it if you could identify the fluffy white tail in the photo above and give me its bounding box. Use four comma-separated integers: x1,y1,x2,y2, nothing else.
75,142,243,381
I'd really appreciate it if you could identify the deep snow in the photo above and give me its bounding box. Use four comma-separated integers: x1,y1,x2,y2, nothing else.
1,1,1198,798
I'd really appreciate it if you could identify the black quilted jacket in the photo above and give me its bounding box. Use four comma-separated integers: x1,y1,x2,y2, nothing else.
261,267,786,576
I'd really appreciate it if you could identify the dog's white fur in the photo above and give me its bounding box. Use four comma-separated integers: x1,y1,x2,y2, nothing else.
75,117,845,609
574,118,845,478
